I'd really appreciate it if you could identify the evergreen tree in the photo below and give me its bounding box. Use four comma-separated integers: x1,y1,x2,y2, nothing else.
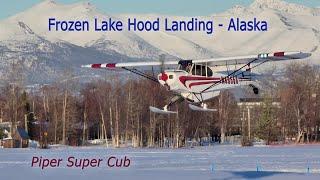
255,97,277,145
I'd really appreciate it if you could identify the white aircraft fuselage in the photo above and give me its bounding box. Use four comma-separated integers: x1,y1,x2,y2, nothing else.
157,67,256,103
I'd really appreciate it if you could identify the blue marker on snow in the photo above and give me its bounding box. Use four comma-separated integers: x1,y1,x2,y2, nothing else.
211,163,214,173
256,163,261,172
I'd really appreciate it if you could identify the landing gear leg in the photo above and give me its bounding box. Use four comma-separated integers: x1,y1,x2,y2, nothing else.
166,95,184,109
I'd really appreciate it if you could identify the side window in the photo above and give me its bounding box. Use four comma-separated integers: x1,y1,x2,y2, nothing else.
191,64,210,76
192,64,196,75
196,65,202,76
207,67,213,77
201,66,206,76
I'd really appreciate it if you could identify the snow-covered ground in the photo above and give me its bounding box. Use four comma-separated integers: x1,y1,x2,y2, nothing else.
1,145,320,179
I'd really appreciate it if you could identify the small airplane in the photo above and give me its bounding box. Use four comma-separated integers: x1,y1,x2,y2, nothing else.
82,51,311,114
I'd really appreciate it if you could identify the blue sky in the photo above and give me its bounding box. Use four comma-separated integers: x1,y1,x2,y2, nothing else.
0,0,319,19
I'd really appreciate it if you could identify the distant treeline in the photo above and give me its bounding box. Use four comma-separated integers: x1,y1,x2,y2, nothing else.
0,63,319,147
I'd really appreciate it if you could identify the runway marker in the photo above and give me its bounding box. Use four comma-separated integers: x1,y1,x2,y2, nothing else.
211,163,214,173
256,163,261,172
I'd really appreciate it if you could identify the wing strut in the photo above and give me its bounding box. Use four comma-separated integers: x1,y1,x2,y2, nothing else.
122,67,158,83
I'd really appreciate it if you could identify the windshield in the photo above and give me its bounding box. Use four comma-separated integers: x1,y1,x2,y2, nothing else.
178,63,192,73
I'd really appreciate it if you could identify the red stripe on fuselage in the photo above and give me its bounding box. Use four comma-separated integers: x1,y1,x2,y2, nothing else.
179,76,221,87
188,81,220,88
179,76,247,88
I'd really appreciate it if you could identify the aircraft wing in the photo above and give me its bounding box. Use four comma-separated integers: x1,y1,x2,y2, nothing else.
81,60,179,69
195,51,311,66
81,51,311,69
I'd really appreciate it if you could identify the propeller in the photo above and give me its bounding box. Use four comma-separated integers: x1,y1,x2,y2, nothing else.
159,54,166,73
158,54,170,90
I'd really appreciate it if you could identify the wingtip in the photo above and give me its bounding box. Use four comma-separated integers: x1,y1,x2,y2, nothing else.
81,64,91,68
305,52,312,57
297,51,312,59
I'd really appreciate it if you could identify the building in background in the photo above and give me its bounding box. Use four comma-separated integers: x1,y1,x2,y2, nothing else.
0,122,29,148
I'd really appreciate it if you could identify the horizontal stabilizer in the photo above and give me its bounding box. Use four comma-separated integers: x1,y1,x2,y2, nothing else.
189,104,217,112
149,106,177,114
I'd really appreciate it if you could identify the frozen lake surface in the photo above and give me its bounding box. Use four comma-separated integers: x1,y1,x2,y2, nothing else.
1,145,320,179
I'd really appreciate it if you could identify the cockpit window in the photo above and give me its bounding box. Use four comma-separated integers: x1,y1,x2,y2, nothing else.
201,66,207,76
207,67,213,77
196,65,202,76
186,64,192,73
191,64,212,76
178,60,193,72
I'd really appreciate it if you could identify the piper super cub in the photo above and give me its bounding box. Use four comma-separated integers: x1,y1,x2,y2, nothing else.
82,51,311,114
